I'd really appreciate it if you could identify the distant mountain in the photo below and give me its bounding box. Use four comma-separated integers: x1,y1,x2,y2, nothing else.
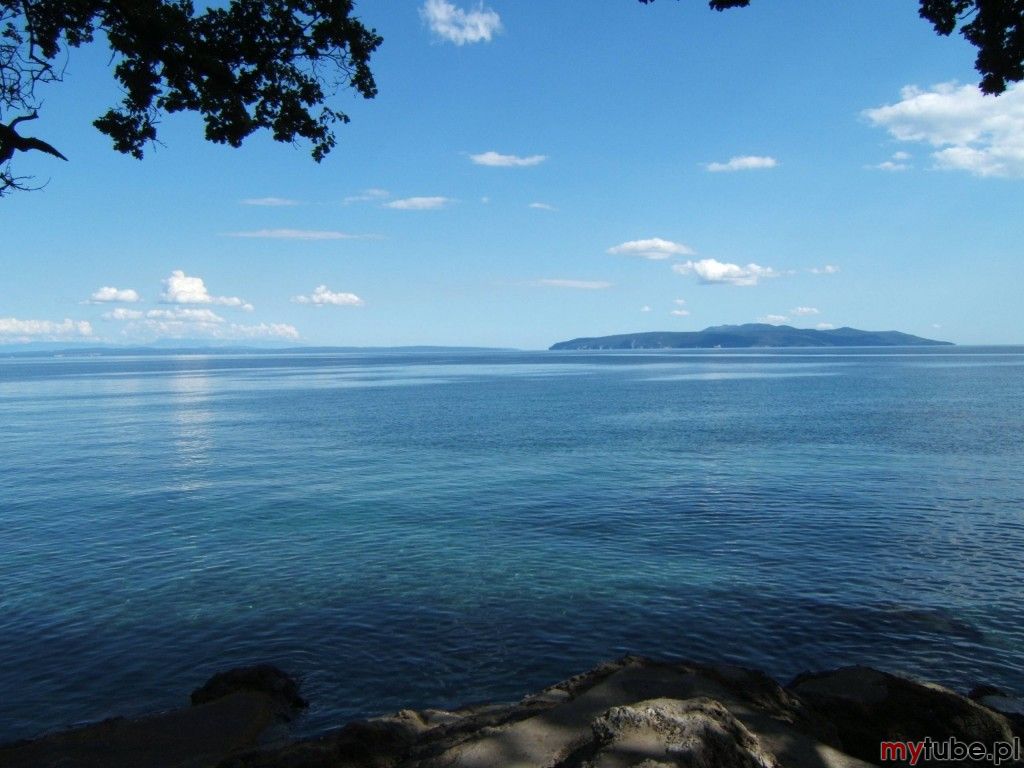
549,324,952,350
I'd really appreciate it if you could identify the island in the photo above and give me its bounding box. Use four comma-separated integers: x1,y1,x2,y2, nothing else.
550,324,952,350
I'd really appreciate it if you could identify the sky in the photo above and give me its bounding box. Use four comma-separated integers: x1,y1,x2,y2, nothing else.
2,0,1022,348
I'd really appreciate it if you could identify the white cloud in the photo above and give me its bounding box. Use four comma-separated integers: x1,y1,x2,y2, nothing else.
420,0,502,45
385,196,451,210
816,323,836,330
121,318,299,342
537,279,612,290
240,197,300,206
90,286,140,303
640,305,652,313
791,306,820,316
0,317,93,342
225,229,366,240
161,270,253,310
293,286,365,306
870,160,910,172
670,309,690,317
706,155,778,172
528,202,556,211
868,150,913,171
674,298,687,306
608,238,695,260
810,264,840,275
146,308,225,322
343,188,389,205
103,308,144,321
228,323,299,341
470,151,547,167
864,82,1024,177
673,258,779,286
760,314,789,325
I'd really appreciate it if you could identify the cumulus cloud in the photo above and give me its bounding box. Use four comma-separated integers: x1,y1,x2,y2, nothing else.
146,308,225,322
103,308,144,320
90,286,140,303
537,279,612,290
344,188,389,205
160,270,253,310
240,197,300,206
528,202,556,210
640,305,652,312
122,318,299,342
760,314,789,325
673,258,779,286
791,306,820,316
870,160,910,171
607,238,695,260
420,0,502,45
0,317,93,341
864,82,1024,177
293,286,365,306
670,309,690,317
228,323,299,340
810,265,840,275
869,150,914,171
225,229,367,240
706,155,778,172
385,196,451,210
470,151,547,167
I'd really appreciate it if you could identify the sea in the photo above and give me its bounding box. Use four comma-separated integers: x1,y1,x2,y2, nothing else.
1,346,1022,741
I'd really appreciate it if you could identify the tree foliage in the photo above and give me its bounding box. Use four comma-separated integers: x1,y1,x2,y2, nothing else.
0,0,381,195
640,0,1024,96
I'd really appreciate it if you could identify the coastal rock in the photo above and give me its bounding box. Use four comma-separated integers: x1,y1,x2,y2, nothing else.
218,709,440,768
969,684,1024,723
3,657,1018,768
0,690,287,768
578,697,779,768
191,664,308,715
789,666,1018,767
409,658,863,768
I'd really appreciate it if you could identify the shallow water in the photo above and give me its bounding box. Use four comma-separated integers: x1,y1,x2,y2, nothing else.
1,347,1022,740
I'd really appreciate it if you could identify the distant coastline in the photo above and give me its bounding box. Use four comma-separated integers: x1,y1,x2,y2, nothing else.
550,323,953,350
0,344,515,358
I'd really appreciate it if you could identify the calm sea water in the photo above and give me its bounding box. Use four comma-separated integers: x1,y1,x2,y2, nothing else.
1,347,1022,741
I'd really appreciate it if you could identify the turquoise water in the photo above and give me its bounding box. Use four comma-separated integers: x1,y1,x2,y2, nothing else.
1,347,1022,740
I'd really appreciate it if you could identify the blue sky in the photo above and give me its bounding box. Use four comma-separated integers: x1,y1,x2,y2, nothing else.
2,0,1022,348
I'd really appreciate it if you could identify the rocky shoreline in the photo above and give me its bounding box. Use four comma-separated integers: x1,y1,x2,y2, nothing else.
2,657,1022,768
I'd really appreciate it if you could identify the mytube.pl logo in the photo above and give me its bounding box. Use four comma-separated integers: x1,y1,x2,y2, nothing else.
880,737,1021,766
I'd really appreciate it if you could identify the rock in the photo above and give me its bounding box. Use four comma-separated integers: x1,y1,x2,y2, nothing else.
789,666,1017,767
4,658,1018,768
579,697,780,768
970,685,1024,717
219,710,432,768
191,664,308,715
411,657,867,768
0,690,287,768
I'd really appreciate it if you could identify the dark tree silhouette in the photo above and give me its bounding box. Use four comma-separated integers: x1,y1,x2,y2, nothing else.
0,0,381,195
640,0,1024,96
